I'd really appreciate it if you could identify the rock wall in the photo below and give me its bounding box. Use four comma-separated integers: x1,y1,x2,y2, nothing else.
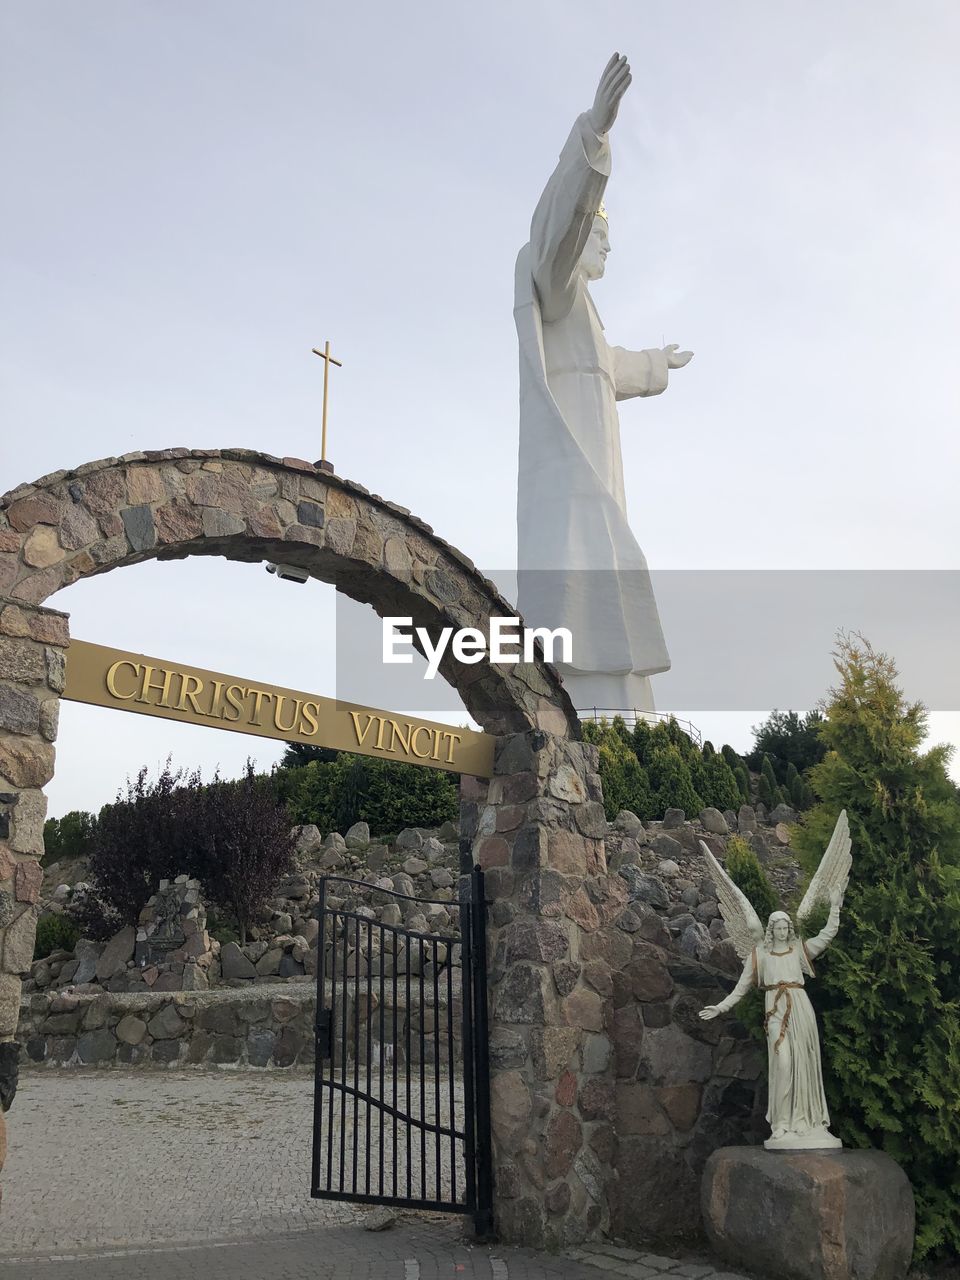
464,752,773,1251
16,980,459,1071
26,825,465,996
0,597,67,1161
17,985,317,1069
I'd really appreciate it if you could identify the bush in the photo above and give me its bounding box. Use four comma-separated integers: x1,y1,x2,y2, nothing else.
87,762,203,929
790,773,815,811
793,636,960,1261
81,759,297,945
285,752,458,837
33,913,79,960
702,752,744,812
647,744,704,818
724,835,779,921
596,738,655,821
584,718,749,820
759,755,783,808
196,764,296,946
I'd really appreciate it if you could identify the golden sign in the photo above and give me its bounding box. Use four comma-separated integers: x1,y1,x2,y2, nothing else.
63,639,494,778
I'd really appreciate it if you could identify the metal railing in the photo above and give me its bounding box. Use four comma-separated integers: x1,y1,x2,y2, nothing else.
577,707,703,748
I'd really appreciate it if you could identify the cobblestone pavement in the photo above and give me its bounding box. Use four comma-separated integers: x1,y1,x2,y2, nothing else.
0,1069,754,1280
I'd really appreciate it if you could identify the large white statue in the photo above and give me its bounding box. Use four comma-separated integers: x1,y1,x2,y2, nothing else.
699,811,853,1150
515,54,693,715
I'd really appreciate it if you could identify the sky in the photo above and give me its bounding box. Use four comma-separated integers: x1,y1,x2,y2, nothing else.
2,1,958,816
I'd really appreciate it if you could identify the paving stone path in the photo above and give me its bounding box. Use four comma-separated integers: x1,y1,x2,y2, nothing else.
0,1069,754,1280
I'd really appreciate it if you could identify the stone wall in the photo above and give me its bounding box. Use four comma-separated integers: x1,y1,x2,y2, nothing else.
610,943,765,1245
463,734,768,1250
17,985,317,1069
0,598,67,1115
16,979,459,1071
461,729,626,1248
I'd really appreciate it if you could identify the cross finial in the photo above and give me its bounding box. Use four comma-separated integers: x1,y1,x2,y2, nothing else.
311,340,342,472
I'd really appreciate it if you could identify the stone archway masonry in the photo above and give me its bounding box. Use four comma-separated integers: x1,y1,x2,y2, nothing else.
0,447,622,1244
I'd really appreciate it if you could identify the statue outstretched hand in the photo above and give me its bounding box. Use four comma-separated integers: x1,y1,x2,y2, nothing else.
699,1005,722,1021
664,344,694,369
587,53,632,135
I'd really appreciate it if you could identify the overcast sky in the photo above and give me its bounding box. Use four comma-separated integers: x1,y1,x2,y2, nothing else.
2,1,958,816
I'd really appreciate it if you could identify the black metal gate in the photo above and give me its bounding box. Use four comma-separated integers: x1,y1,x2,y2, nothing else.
310,865,492,1234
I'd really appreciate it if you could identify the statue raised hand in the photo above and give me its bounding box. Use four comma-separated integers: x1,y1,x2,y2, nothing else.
586,52,633,135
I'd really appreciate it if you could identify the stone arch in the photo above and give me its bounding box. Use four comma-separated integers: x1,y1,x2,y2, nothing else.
0,448,578,738
2,447,629,1247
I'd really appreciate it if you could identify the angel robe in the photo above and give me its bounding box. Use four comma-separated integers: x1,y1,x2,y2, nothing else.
515,112,673,713
718,906,841,1139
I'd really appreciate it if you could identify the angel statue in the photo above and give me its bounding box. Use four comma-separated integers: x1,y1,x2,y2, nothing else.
698,811,852,1150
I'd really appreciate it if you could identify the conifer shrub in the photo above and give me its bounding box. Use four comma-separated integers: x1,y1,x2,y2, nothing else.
286,752,458,837
702,752,743,812
648,744,704,818
790,773,815,811
596,738,656,821
793,636,960,1261
734,764,751,801
760,754,781,803
724,835,779,921
33,913,79,960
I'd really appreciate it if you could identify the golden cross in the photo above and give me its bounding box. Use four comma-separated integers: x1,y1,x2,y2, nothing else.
311,340,342,466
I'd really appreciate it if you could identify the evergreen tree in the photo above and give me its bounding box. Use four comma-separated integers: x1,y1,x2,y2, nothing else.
630,718,653,765
725,835,779,921
762,752,783,803
279,742,341,768
287,753,458,836
793,636,960,1260
597,739,655,821
703,753,744,812
648,744,704,818
749,708,826,774
790,773,815,811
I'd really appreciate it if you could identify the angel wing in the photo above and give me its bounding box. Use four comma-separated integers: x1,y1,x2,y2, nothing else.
796,809,852,926
698,839,765,960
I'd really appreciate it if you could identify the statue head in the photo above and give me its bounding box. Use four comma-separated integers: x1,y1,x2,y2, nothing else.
765,911,795,948
580,214,610,281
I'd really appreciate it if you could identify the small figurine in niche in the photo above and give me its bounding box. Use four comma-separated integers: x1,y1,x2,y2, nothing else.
699,811,851,1150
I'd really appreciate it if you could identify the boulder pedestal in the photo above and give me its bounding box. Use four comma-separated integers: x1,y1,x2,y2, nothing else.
702,1146,914,1280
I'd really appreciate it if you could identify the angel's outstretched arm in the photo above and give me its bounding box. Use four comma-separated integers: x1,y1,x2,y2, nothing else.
804,895,842,960
700,951,756,1019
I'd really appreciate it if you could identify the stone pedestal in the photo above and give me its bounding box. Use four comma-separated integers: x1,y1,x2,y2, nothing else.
702,1146,915,1280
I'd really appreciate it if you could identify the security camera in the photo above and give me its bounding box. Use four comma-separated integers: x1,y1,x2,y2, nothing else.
265,562,310,585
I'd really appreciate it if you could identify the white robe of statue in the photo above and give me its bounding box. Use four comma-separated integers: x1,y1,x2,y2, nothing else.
515,55,691,714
